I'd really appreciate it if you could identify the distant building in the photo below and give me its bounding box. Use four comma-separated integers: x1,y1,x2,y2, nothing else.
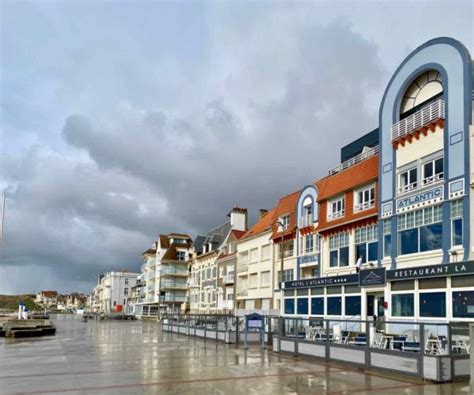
35,291,58,308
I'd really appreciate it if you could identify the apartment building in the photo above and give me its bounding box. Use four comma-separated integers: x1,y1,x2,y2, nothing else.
235,208,278,315
189,207,247,313
281,37,474,324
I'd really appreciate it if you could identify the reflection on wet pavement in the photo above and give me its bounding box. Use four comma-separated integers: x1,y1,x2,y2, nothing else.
0,315,470,394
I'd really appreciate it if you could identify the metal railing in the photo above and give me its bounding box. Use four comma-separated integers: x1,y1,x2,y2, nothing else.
354,200,375,212
160,280,188,290
329,146,379,176
327,210,345,220
299,216,313,228
223,274,235,284
392,99,445,141
161,267,189,276
161,295,187,302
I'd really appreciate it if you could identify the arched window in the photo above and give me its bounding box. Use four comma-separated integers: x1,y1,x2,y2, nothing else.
400,70,443,115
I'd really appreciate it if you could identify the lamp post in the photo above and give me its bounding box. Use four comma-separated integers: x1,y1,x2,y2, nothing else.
275,220,285,290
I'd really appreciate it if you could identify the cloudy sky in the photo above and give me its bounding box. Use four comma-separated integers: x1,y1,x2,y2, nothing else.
1,1,472,295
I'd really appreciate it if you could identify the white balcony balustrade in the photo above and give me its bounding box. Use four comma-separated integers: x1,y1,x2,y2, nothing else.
392,99,445,141
329,146,379,176
223,274,235,284
354,200,375,212
327,210,345,220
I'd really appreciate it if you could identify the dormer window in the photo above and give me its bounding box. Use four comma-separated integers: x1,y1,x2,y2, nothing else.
327,196,345,220
279,214,290,231
354,184,375,212
176,251,186,261
301,203,313,227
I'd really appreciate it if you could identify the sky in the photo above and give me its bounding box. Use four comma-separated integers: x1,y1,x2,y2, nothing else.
0,1,473,295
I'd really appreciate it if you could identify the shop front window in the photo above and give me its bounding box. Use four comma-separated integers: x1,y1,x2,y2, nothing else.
452,291,474,318
327,296,342,315
419,292,446,317
311,297,324,315
392,294,414,317
345,295,361,316
297,298,309,315
284,299,295,315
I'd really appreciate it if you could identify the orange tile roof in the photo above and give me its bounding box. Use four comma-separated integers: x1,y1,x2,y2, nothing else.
270,190,301,240
241,207,277,240
316,155,379,200
231,230,247,240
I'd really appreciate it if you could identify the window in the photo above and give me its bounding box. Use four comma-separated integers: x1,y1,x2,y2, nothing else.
125,279,129,285
451,199,463,247
297,298,309,315
260,271,270,286
327,297,342,315
280,215,290,231
206,268,211,279
328,196,345,220
392,294,414,317
422,157,443,186
305,235,314,254
301,203,313,227
329,232,349,267
399,167,417,194
176,251,186,261
398,205,442,255
280,269,293,282
212,267,217,278
284,299,295,314
452,291,474,318
124,288,128,296
355,225,378,263
261,244,270,260
354,185,375,211
249,273,258,288
311,297,324,315
383,219,391,258
250,248,258,263
279,241,294,258
345,296,361,316
419,292,446,317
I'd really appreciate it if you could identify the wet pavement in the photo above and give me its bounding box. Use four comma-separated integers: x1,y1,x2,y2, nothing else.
0,315,470,394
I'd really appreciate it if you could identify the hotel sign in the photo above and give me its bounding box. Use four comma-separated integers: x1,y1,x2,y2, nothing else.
283,274,359,289
297,254,319,266
359,268,386,287
387,261,474,281
396,185,443,212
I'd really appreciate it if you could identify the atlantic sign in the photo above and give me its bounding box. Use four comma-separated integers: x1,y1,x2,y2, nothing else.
387,261,474,281
397,185,443,210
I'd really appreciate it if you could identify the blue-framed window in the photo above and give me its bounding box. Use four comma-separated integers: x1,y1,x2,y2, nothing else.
452,291,474,318
419,292,446,318
297,298,308,315
355,225,378,263
383,219,391,257
345,296,361,316
327,296,341,315
284,299,295,314
451,199,463,247
398,206,442,255
392,294,414,317
311,297,324,315
329,233,349,267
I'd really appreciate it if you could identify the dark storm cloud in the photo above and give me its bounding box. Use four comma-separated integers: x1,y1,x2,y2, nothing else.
1,1,472,294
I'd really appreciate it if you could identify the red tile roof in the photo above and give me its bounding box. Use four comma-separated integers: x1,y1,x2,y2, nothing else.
231,230,247,240
270,190,301,240
241,207,277,240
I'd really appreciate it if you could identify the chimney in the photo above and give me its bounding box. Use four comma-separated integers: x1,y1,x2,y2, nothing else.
228,206,248,232
259,209,268,219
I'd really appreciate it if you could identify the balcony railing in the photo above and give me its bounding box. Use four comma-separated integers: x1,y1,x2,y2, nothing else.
327,210,345,220
329,145,379,176
160,281,188,290
397,181,418,195
299,215,313,228
392,99,445,141
354,200,375,212
422,173,444,187
223,274,235,284
160,267,188,276
161,295,187,302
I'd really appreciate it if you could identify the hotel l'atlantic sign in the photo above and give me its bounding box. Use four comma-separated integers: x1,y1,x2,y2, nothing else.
396,185,443,214
283,262,474,289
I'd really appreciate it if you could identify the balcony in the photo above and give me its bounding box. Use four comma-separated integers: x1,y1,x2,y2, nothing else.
187,278,200,288
354,200,375,212
220,300,234,310
327,210,345,221
392,99,445,141
329,146,379,176
160,267,188,276
299,215,313,228
161,295,187,303
160,280,187,290
223,274,235,284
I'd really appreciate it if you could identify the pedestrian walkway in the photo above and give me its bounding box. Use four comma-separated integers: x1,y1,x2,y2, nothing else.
0,314,470,394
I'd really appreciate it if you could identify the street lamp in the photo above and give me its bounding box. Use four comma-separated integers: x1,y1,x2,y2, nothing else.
275,220,285,290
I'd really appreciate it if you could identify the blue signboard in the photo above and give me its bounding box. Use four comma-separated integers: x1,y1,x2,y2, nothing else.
359,267,386,287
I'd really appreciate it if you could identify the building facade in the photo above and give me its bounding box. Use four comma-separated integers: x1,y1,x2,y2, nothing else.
280,37,474,324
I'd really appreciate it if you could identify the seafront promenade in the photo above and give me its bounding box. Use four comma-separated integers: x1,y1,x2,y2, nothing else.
0,315,470,394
